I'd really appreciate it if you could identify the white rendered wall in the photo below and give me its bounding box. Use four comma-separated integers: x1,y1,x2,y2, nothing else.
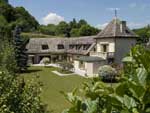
96,38,115,53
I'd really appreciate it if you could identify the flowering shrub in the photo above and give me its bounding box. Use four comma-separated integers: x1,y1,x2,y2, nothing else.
58,62,74,71
40,57,50,65
98,65,117,81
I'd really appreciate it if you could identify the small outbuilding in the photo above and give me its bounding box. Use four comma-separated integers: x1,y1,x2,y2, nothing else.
74,56,106,77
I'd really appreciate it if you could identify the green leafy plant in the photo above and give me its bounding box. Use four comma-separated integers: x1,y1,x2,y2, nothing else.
62,45,150,113
0,40,49,113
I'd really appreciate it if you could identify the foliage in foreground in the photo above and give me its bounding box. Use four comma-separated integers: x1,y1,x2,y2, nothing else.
0,40,49,113
0,70,48,113
62,45,150,113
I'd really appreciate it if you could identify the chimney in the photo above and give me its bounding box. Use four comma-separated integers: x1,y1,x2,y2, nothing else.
120,21,126,33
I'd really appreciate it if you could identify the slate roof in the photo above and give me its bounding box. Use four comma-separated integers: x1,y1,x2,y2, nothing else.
96,18,139,38
26,36,96,55
26,38,67,54
75,56,105,62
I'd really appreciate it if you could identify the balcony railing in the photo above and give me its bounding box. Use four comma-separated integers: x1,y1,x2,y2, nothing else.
90,52,115,59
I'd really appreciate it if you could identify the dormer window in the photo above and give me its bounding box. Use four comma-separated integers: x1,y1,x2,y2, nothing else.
42,45,49,50
77,45,82,50
69,45,74,49
83,44,91,50
58,44,64,49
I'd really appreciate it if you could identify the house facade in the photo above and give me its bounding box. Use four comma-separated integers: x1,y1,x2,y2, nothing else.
26,18,138,77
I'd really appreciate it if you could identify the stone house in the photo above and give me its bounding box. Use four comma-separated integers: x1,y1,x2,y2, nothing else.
26,18,138,76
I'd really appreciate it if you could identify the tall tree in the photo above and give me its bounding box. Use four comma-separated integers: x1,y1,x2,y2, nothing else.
14,7,39,32
134,25,150,44
0,0,8,4
56,21,71,37
13,26,29,72
78,25,99,36
69,18,78,29
38,24,57,35
78,19,88,28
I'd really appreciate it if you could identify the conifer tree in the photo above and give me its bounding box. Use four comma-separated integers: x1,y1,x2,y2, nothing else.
13,26,29,72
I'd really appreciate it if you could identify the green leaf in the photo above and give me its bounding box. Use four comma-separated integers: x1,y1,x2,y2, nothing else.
110,95,123,108
142,88,150,104
83,99,98,113
136,67,147,86
129,81,145,99
123,95,137,109
115,83,127,97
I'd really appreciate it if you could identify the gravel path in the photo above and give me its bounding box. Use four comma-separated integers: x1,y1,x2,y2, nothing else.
52,71,75,76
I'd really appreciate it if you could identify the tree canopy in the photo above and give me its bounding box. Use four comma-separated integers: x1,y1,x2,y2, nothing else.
134,25,150,44
0,1,39,33
38,19,99,37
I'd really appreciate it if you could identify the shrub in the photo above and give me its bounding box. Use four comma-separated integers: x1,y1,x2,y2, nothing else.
58,62,74,71
40,57,50,66
98,65,117,82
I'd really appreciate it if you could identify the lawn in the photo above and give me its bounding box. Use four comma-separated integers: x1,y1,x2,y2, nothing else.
21,66,89,113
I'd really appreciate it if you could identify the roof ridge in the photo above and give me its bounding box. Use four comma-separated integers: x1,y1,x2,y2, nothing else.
96,18,138,38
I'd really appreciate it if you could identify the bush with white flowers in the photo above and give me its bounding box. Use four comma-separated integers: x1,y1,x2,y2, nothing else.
40,57,50,66
98,65,117,81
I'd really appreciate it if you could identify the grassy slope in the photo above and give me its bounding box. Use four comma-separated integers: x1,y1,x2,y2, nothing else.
21,66,89,113
21,32,64,38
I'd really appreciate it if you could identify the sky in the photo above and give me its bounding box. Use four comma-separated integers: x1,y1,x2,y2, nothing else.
9,0,150,29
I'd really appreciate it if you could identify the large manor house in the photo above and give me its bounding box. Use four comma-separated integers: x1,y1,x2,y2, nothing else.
27,17,138,77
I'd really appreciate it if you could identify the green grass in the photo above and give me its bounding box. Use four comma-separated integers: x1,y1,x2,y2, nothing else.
57,69,74,74
21,32,64,38
21,66,89,113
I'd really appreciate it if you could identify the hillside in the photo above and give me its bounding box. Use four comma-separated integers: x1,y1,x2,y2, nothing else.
0,0,39,32
0,0,150,40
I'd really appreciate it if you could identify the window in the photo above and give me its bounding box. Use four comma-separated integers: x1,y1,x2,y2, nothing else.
76,45,82,50
83,44,91,50
93,47,96,52
42,45,49,50
101,44,108,52
58,44,64,49
69,45,74,49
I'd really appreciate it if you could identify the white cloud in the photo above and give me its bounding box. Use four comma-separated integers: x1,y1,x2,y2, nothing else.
96,23,108,29
42,12,64,25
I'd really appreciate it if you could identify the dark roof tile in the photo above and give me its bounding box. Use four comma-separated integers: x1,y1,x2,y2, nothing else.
96,18,138,38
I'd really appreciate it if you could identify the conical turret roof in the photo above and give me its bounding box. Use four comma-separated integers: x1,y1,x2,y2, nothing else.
97,18,138,38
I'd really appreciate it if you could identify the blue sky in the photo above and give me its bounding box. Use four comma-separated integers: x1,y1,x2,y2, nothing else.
9,0,150,29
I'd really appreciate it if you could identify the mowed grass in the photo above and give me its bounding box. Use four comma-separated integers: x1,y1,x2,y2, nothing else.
21,66,89,113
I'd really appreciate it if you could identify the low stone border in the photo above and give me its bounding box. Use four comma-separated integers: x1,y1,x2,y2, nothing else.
31,64,60,68
52,71,75,76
